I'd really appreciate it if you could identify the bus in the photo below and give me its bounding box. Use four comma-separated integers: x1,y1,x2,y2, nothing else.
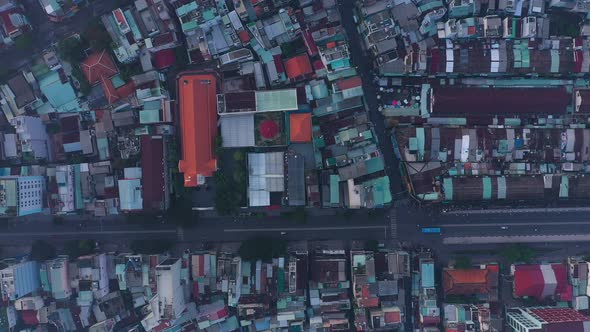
421,227,441,234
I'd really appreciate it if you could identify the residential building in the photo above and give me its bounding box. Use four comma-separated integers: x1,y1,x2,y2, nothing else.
0,176,44,217
155,258,185,320
118,167,143,212
38,0,84,22
10,116,50,160
76,253,109,306
506,307,590,332
101,7,143,63
0,259,40,301
40,256,72,300
512,264,572,301
0,0,31,45
417,254,440,327
442,264,499,302
0,72,39,119
444,303,493,332
177,72,218,187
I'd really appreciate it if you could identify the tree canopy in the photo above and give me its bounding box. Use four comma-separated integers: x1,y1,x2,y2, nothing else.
30,240,56,262
238,236,287,261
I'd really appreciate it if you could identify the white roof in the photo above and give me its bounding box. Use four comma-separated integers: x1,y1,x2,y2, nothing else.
220,114,255,147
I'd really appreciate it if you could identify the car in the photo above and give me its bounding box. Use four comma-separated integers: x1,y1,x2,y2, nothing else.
500,226,508,230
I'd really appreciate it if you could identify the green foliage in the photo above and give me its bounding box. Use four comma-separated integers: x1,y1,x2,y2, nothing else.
174,47,189,70
238,236,287,261
30,240,56,262
64,239,95,259
15,33,33,50
119,63,142,82
365,239,379,253
454,256,472,269
550,11,582,38
293,206,307,224
233,150,245,162
82,19,112,52
57,37,85,63
214,171,240,216
71,64,91,96
500,244,536,265
130,239,173,255
214,135,223,157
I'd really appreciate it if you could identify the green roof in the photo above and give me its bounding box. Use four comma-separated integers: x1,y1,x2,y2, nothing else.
140,109,161,124
443,178,453,200
38,71,80,113
256,89,298,112
363,176,391,207
366,157,385,174
176,1,198,16
330,174,340,204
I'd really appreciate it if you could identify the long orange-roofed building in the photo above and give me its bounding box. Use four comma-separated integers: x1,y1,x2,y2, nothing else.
177,72,218,187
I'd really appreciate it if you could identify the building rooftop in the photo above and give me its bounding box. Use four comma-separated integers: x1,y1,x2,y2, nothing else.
289,113,312,143
81,50,119,86
177,73,218,186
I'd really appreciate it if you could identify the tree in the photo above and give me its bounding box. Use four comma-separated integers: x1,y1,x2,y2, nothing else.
64,239,95,259
233,150,245,162
130,239,173,254
15,33,33,50
71,64,91,95
57,37,85,63
365,239,379,252
30,240,56,262
214,135,223,157
293,206,307,224
52,216,65,225
238,236,287,261
46,123,61,135
82,19,112,52
500,244,536,265
454,256,472,269
173,47,189,70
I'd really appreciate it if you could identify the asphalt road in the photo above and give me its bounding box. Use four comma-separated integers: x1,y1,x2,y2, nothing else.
339,0,404,196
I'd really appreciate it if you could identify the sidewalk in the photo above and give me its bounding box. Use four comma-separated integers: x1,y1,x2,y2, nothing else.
443,207,590,215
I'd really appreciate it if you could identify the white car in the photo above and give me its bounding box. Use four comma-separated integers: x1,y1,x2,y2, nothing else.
500,226,508,230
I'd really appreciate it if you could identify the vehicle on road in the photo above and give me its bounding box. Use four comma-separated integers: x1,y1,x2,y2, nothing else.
500,226,508,230
421,227,441,234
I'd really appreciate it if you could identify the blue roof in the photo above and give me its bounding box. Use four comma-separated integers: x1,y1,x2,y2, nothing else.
38,71,81,113
118,179,143,210
421,262,435,288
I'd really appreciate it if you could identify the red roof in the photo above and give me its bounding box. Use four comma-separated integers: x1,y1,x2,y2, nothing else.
443,268,497,296
178,73,218,186
358,297,379,308
289,113,312,143
238,30,251,43
154,48,176,70
284,54,313,80
432,87,570,115
21,310,39,325
0,9,20,35
141,136,165,210
273,54,285,74
101,78,135,104
514,264,569,299
529,307,590,324
384,311,401,324
334,76,362,91
302,30,319,56
81,50,118,85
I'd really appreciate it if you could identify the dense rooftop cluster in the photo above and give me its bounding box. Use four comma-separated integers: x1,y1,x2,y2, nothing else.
352,0,590,204
0,246,412,332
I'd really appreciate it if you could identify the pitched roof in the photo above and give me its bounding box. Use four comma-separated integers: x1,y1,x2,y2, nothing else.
81,50,118,85
514,264,569,299
284,54,313,80
289,113,312,143
442,268,496,296
178,73,218,186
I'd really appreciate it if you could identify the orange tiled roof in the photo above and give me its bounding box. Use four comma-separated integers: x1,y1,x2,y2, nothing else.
81,50,118,85
442,269,493,295
284,54,313,80
177,73,218,186
289,113,312,143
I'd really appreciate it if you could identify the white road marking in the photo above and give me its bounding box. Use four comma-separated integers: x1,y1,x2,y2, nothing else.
224,226,387,232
